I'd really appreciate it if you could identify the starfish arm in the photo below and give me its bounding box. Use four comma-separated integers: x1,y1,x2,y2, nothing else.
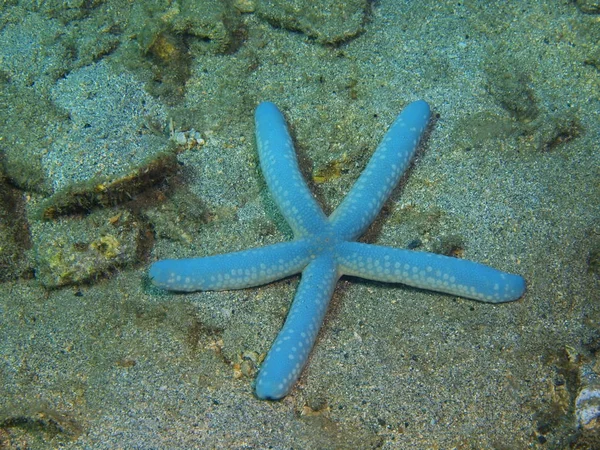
255,102,328,237
336,242,526,303
330,100,431,240
255,254,339,400
149,239,314,292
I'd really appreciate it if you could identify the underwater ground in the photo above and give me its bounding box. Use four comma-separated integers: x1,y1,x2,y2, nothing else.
0,0,599,448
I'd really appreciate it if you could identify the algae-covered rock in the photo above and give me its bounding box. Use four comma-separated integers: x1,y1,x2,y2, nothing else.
0,175,31,282
32,209,148,287
38,151,177,220
46,60,169,192
0,80,63,194
173,0,241,53
37,60,177,218
128,0,242,55
256,0,368,45
0,10,68,90
576,0,600,14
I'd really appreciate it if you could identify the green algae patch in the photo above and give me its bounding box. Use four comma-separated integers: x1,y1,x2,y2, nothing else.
32,209,149,288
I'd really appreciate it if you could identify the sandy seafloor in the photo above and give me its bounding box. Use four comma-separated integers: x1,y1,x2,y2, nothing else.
1,0,599,448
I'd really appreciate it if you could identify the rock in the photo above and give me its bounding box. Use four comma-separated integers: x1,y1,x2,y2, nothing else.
256,0,368,45
576,0,600,14
576,360,600,430
128,0,243,55
46,60,169,192
37,60,176,218
0,174,31,281
0,10,68,90
31,209,149,288
0,82,61,194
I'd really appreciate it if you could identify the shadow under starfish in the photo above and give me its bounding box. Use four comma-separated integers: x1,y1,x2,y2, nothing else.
149,100,526,400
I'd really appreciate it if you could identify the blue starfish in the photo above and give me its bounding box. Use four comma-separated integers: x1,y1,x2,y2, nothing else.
149,100,526,400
